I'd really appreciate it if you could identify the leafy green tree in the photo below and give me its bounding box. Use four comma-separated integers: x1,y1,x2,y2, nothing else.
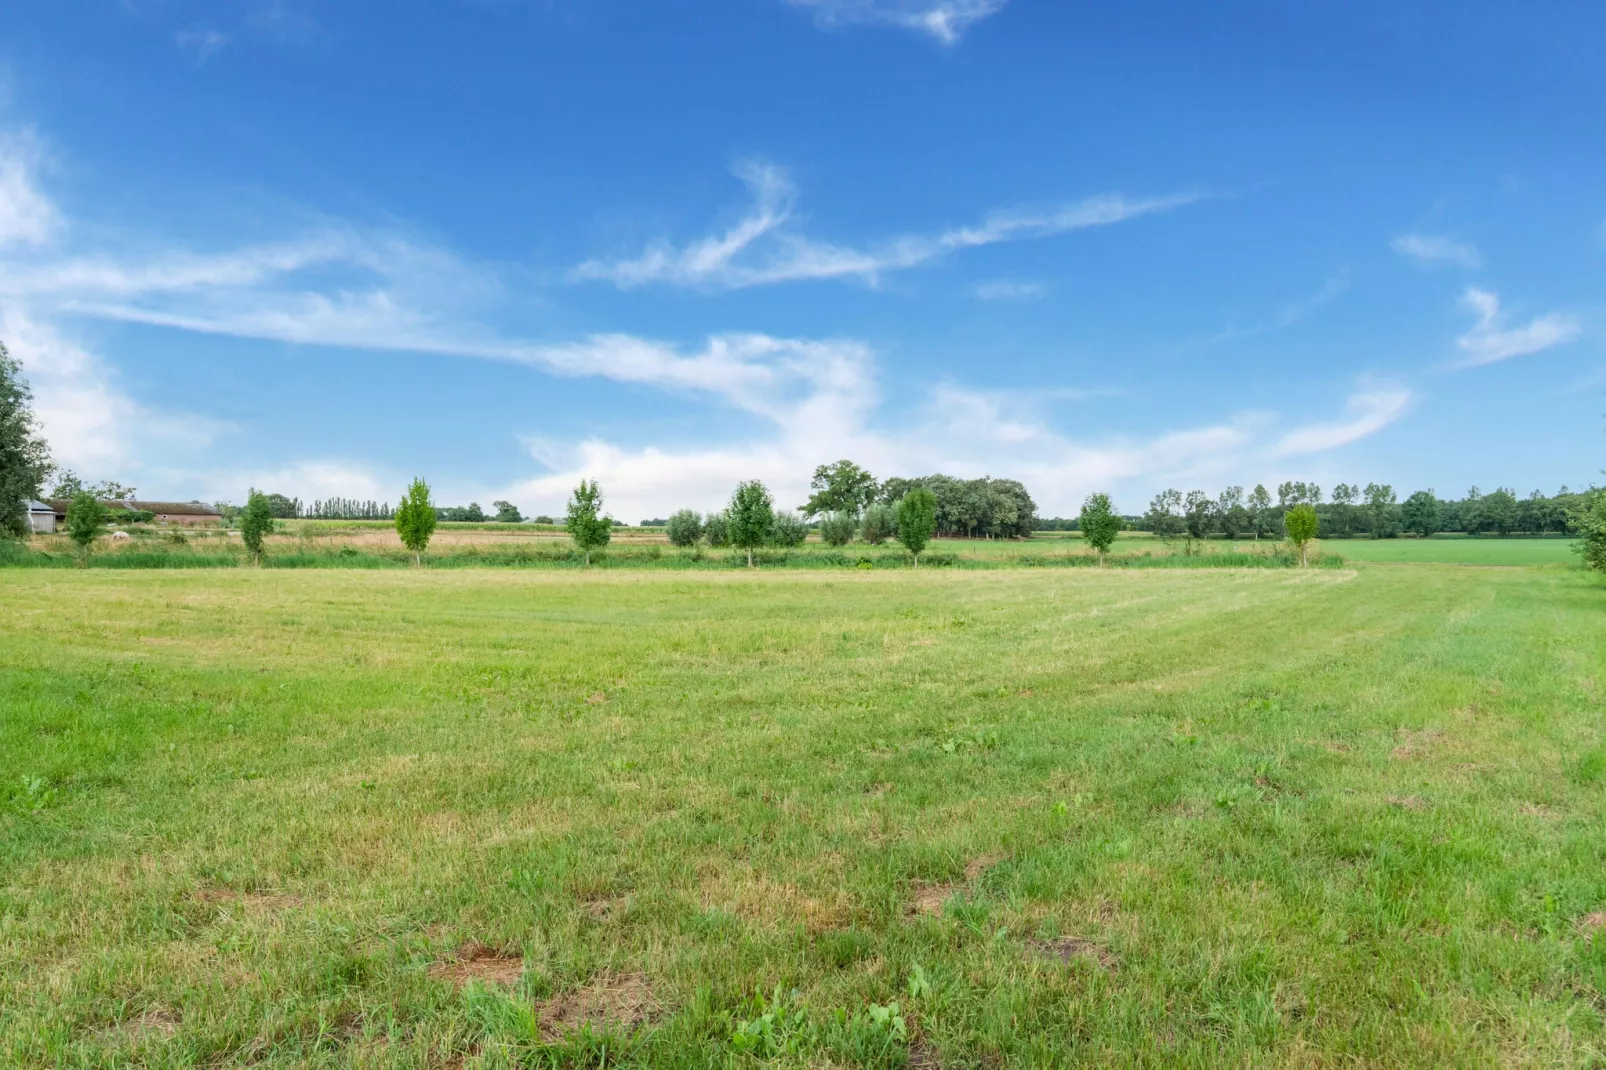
1144,489,1185,541
1182,490,1214,548
1247,484,1273,540
1401,491,1440,538
49,472,137,502
1574,490,1606,573
802,460,879,518
1078,492,1121,564
1284,503,1319,567
1215,486,1245,539
1481,487,1518,535
860,502,896,545
65,492,105,559
818,511,857,547
0,342,52,538
394,478,438,566
261,493,301,519
769,511,809,549
239,488,274,565
1328,482,1359,537
895,488,938,566
1363,482,1398,538
665,509,703,549
492,500,523,523
565,479,613,566
727,480,774,567
704,510,730,547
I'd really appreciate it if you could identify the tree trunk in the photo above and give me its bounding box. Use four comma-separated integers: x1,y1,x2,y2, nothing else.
747,547,753,568
585,550,591,567
414,550,420,567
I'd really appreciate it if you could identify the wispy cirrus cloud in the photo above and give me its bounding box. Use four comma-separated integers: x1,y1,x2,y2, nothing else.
971,278,1045,301
0,126,1402,516
785,0,1006,45
573,160,1199,291
1392,232,1482,269
176,29,231,63
1455,287,1579,367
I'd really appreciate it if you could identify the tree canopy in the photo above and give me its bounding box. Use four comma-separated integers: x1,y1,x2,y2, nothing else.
1078,492,1121,562
0,341,52,538
394,478,438,565
565,480,613,566
802,460,879,518
239,489,274,565
895,488,938,564
727,480,774,567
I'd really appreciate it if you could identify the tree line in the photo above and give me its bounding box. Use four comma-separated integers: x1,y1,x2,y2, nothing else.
1130,481,1589,541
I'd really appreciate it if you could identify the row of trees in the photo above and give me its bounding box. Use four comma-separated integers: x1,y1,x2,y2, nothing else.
1135,482,1591,542
797,461,1037,540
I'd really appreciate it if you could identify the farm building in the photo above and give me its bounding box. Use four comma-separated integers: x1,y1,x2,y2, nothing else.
45,500,223,527
27,501,55,533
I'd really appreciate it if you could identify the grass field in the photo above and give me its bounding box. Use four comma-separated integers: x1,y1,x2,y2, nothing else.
3,561,1604,1067
1318,538,1580,566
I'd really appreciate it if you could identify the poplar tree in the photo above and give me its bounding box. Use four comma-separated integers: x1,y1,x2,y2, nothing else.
895,489,938,566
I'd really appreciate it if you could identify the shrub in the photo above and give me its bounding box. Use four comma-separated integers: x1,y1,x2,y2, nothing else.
65,492,105,558
861,503,896,545
818,511,856,547
1575,490,1606,573
769,511,809,549
665,509,704,548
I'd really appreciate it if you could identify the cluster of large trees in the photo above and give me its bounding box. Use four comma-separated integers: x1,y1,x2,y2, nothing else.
1134,482,1590,541
662,462,945,565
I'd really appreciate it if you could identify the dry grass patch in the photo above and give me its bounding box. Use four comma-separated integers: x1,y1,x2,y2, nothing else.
908,853,1007,917
1578,912,1606,940
196,888,302,912
430,942,524,988
1031,935,1117,969
536,973,658,1041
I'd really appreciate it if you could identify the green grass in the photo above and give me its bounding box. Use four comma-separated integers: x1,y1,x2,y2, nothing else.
2,564,1604,1067
1324,537,1579,566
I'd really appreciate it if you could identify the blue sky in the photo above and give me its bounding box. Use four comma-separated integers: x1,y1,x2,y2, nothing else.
0,0,1601,518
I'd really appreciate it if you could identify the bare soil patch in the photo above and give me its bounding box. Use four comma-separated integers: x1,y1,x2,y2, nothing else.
1388,795,1426,810
908,853,1006,916
1391,727,1444,760
1578,912,1606,940
536,973,657,1040
430,942,524,988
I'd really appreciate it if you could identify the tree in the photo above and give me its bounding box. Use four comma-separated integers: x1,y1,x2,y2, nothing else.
769,511,809,549
0,342,52,538
493,500,523,523
1575,490,1606,573
1215,486,1246,539
1182,490,1214,548
394,478,438,566
1401,491,1440,538
895,488,938,566
65,492,105,559
704,510,730,547
818,511,857,547
727,480,774,567
565,479,613,566
1284,503,1318,567
861,502,896,545
262,493,301,519
1363,483,1397,538
802,460,878,518
239,488,274,565
665,509,703,549
49,471,137,502
1329,483,1359,537
1144,489,1185,541
1481,487,1518,536
1078,492,1121,564
1247,484,1273,540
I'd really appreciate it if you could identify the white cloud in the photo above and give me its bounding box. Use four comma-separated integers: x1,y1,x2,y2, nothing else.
786,0,1006,44
1455,287,1579,367
573,161,1198,290
1391,233,1482,269
176,29,231,63
971,278,1044,301
0,126,1401,518
0,131,56,249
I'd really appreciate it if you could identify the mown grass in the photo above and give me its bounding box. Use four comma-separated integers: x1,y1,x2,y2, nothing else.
1322,537,1580,566
2,564,1603,1067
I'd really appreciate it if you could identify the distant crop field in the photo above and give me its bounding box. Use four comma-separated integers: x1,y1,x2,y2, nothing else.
3,562,1604,1066
1324,537,1579,565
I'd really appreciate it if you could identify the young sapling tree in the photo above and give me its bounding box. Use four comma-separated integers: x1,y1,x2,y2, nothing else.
394,478,438,566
